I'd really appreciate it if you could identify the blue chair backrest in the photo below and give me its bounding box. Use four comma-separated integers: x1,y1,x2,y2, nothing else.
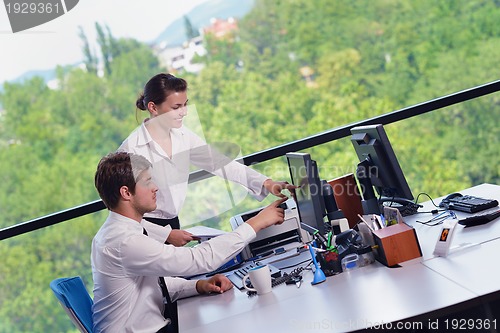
50,276,94,333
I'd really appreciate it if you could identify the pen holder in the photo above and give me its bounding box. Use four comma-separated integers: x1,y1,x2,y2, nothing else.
371,223,422,266
316,250,342,276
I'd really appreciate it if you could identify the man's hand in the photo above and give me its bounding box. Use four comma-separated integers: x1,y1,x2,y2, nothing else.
263,179,297,198
167,229,195,247
246,197,286,233
196,274,233,294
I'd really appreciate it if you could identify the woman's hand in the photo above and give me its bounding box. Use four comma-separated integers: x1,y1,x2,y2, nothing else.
263,179,297,198
167,229,195,246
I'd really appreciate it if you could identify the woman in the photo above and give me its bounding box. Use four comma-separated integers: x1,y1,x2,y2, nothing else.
119,73,294,246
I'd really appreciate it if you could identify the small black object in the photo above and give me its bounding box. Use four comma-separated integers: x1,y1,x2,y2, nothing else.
316,250,342,276
458,209,500,227
285,275,302,285
270,266,307,288
440,193,498,213
278,202,288,210
440,192,463,203
246,290,257,297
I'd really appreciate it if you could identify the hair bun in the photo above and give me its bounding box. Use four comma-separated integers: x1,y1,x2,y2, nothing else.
136,94,147,110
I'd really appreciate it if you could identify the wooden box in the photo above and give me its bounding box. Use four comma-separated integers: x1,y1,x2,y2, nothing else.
372,223,422,267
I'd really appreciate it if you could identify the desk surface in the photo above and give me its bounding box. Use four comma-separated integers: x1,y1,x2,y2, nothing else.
423,238,500,297
404,183,500,260
179,261,476,333
178,183,500,333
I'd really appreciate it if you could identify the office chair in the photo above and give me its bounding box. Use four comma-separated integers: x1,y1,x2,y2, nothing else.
50,276,94,333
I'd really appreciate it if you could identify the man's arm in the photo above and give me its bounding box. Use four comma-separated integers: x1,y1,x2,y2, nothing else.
164,274,233,301
126,198,286,278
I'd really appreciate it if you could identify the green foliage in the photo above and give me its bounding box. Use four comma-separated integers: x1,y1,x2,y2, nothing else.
78,26,98,75
1,0,500,331
0,33,162,331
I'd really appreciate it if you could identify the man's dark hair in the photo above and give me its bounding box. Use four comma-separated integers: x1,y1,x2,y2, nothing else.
95,151,152,209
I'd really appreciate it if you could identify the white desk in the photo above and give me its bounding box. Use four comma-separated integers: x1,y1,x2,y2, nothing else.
404,183,500,260
423,238,500,297
178,262,476,333
178,183,500,333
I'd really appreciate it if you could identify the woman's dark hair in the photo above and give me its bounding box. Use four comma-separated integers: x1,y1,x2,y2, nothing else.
135,73,188,111
94,151,152,209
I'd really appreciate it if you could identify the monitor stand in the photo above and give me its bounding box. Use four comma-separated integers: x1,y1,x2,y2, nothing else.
379,197,421,216
356,160,381,215
355,163,421,216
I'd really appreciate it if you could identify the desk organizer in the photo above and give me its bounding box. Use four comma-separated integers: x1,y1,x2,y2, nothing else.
316,250,342,276
372,223,422,266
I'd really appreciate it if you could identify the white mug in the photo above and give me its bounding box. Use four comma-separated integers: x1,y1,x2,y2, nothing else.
243,265,272,295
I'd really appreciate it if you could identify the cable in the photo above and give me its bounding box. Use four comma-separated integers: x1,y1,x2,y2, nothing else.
380,194,422,216
411,192,447,214
414,192,441,208
277,258,312,271
246,261,312,297
415,210,456,226
271,265,309,287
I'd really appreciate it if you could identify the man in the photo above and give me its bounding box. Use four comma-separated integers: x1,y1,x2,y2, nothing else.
91,151,286,333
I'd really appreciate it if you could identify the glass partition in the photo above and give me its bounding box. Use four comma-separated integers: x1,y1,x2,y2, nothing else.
1,0,500,331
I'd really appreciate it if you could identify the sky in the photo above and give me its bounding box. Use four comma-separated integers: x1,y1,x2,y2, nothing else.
0,0,209,84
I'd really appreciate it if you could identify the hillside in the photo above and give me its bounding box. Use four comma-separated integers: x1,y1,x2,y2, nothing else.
3,0,255,85
153,0,255,46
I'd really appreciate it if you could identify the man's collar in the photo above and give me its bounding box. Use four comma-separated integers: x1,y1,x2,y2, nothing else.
108,211,142,228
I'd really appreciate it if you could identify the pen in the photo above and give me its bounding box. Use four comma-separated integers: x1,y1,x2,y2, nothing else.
370,215,381,230
358,214,375,232
380,214,386,227
314,231,328,249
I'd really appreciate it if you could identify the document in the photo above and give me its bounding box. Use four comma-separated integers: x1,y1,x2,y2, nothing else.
184,226,227,241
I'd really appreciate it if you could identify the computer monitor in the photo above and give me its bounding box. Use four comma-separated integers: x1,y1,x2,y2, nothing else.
286,152,328,236
350,124,416,215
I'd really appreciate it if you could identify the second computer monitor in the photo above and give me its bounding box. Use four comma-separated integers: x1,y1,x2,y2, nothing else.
350,124,414,208
286,152,327,236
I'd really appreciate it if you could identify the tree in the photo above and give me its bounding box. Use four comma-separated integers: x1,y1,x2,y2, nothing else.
78,26,98,75
95,22,112,76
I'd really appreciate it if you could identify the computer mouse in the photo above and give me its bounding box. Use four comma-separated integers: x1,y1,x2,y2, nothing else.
439,192,463,207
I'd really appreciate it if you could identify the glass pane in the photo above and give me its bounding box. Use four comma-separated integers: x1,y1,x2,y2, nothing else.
1,1,500,330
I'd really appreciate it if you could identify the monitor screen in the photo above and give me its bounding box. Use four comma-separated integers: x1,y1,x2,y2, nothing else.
286,152,327,236
350,124,414,208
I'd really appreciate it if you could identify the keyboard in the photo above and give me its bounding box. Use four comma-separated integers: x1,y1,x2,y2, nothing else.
441,194,498,213
458,209,500,228
226,263,281,290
